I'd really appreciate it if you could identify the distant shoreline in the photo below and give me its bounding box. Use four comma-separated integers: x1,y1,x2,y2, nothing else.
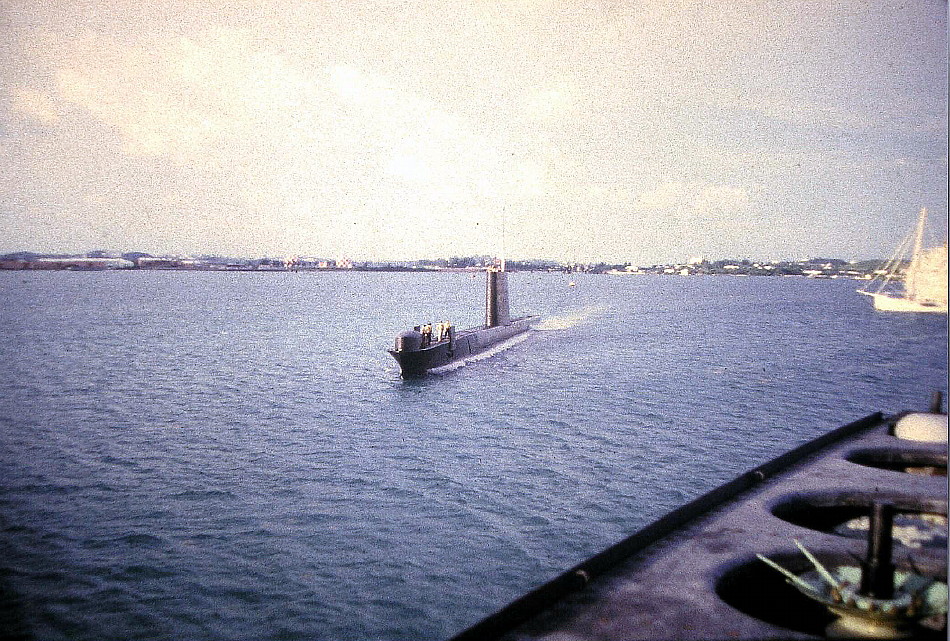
0,251,893,279
0,258,881,280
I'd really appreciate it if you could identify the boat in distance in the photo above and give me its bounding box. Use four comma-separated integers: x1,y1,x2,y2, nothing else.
389,266,537,378
859,207,948,313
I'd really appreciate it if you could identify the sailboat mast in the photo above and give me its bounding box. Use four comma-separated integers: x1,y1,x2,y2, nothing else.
906,207,928,299
912,208,927,260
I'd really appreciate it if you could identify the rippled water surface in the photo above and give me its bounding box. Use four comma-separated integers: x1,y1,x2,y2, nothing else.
1,271,946,640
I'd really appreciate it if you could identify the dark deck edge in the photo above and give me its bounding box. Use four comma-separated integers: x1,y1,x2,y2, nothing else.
448,411,886,641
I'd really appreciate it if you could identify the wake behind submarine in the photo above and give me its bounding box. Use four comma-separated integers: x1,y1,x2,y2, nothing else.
389,265,537,378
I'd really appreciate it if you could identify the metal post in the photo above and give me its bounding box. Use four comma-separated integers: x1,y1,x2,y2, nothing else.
859,502,895,599
929,390,944,414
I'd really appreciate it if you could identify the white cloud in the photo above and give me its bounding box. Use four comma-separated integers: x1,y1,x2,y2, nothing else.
696,185,751,216
11,88,61,125
634,181,688,211
634,181,750,215
0,0,945,261
523,81,577,123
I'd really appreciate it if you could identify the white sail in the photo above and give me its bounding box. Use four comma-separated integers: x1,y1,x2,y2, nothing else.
907,245,948,306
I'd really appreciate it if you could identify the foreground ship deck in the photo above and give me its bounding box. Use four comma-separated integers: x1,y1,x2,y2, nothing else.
452,399,948,640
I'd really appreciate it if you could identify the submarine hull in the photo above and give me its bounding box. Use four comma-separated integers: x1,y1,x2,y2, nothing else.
389,316,536,378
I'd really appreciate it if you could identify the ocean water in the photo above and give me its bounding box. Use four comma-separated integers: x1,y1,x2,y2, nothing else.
0,270,946,640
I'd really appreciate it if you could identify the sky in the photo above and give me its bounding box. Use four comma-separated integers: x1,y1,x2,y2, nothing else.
1,0,947,264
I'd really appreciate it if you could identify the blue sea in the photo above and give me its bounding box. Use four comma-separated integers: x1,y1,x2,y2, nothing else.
0,270,946,640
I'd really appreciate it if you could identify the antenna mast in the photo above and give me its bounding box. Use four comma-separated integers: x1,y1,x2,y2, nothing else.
500,208,507,272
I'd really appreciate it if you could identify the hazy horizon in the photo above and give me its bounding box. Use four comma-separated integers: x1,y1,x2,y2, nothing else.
2,1,947,263
0,246,903,266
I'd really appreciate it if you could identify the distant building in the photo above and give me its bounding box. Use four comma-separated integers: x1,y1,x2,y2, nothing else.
137,257,184,269
256,258,286,270
29,257,134,270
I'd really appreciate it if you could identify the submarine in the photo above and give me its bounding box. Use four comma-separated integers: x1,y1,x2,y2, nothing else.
389,265,537,378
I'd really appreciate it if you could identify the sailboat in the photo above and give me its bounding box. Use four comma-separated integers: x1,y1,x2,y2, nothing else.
858,208,948,313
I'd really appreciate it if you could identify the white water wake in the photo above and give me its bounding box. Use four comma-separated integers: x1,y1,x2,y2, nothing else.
429,330,533,375
533,306,605,331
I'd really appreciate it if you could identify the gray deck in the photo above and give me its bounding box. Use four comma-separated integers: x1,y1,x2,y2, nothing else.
456,412,948,640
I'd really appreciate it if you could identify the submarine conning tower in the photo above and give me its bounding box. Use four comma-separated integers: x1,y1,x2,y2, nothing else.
485,267,511,327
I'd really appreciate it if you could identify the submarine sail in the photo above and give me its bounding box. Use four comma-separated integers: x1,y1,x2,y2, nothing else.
486,268,511,327
389,265,535,378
